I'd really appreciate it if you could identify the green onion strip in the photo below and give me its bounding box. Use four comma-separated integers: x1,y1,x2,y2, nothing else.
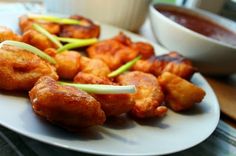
59,82,136,94
32,23,63,48
57,38,98,53
108,56,141,78
0,40,56,64
28,14,83,25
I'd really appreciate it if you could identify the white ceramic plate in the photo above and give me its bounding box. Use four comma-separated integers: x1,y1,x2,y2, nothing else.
0,13,220,156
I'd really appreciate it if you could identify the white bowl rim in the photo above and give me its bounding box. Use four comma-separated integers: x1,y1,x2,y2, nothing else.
150,3,236,50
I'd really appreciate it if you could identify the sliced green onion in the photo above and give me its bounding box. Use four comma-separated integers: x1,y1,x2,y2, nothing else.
56,36,97,43
28,14,84,25
57,38,98,53
108,56,141,78
32,23,62,48
0,40,56,64
58,82,136,94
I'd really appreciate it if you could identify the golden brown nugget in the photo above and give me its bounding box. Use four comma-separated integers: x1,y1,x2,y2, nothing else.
29,76,106,130
19,15,60,34
117,71,167,118
55,51,81,80
0,45,58,91
22,30,57,51
60,15,100,39
158,72,206,112
87,39,138,70
0,26,21,42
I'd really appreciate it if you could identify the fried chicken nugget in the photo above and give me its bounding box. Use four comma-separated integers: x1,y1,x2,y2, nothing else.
60,15,100,39
73,57,134,117
29,76,106,130
55,51,81,80
73,56,111,84
0,26,21,42
150,52,196,79
132,52,196,79
0,45,58,91
87,39,138,70
22,30,57,51
117,71,167,118
19,15,60,34
158,72,206,112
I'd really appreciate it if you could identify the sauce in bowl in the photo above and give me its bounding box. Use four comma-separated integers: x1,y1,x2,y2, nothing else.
155,6,236,47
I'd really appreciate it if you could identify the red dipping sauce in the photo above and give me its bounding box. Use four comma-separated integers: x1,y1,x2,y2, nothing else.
155,6,236,47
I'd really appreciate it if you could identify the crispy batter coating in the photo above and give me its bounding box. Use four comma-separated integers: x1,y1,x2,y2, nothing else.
132,59,152,73
93,94,135,117
22,30,57,51
73,56,111,84
132,52,196,79
29,76,106,130
112,32,132,46
158,72,206,111
55,51,81,80
117,71,167,118
87,39,138,70
19,15,60,34
0,45,58,91
60,15,100,39
0,26,21,42
130,42,155,59
73,56,134,116
150,52,196,79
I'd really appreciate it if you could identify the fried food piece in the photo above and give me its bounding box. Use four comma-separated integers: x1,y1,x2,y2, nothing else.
158,72,206,111
87,39,138,70
113,32,155,59
132,52,196,79
22,30,57,51
44,48,57,57
29,76,106,130
132,59,152,73
19,15,60,34
73,56,134,116
79,56,111,78
117,71,167,118
60,15,100,39
93,94,135,117
0,26,21,42
73,56,111,84
130,42,155,59
55,51,81,80
112,32,132,46
150,52,196,79
0,45,58,91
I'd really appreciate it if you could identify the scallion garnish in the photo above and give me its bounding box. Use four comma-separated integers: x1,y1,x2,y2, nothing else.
57,38,98,53
108,56,141,78
56,36,97,43
28,14,84,25
32,23,63,48
0,40,56,64
58,82,136,94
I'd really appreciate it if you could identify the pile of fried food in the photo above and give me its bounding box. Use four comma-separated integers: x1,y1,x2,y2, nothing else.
0,14,205,131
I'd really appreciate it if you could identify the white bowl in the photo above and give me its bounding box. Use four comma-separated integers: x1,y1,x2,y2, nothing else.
44,0,151,31
149,4,236,75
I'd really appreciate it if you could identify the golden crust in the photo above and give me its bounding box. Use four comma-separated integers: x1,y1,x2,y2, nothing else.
0,46,58,91
59,15,100,39
22,30,57,51
158,72,206,111
19,15,60,34
0,26,21,42
29,76,106,130
55,51,81,80
117,71,167,118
